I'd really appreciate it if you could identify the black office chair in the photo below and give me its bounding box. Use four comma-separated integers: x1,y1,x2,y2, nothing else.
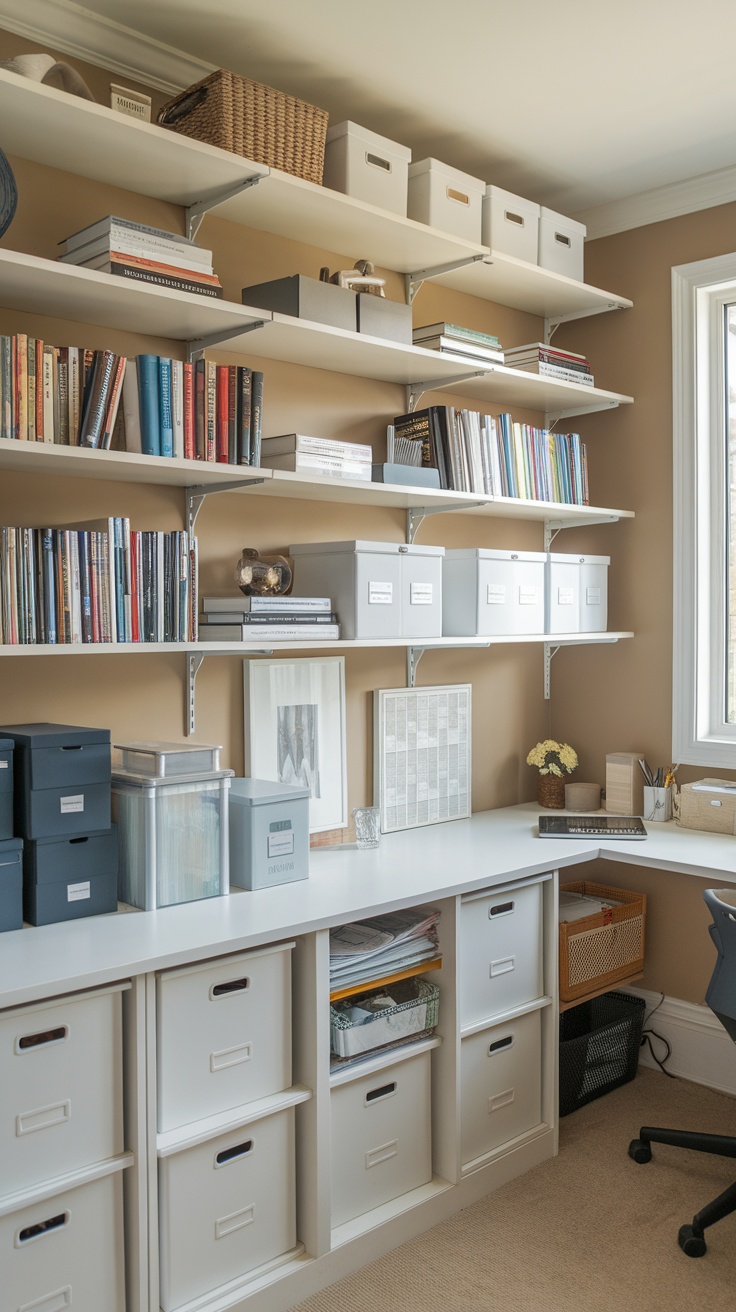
628,887,736,1256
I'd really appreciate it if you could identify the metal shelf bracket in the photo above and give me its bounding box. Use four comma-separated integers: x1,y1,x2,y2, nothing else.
186,478,266,534
405,370,487,414
544,643,559,700
407,501,485,544
404,253,490,304
543,514,620,551
187,652,205,734
186,319,268,363
407,646,425,688
186,173,265,241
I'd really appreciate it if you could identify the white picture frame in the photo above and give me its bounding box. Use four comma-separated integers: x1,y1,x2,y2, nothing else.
244,656,348,833
374,684,472,833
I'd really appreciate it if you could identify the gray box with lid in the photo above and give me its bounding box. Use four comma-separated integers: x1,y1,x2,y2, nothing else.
229,778,310,890
23,827,118,926
0,723,111,839
289,539,444,639
0,837,22,932
241,275,357,332
0,738,14,840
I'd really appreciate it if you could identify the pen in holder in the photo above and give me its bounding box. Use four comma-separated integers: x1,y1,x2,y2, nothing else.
642,785,673,823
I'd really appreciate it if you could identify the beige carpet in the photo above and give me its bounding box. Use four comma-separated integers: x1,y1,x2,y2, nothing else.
291,1068,736,1312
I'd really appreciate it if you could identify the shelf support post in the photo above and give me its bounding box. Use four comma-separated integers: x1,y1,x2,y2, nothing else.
186,173,265,241
405,370,487,414
186,319,268,362
187,652,205,735
186,478,266,534
544,643,559,700
404,253,490,304
407,646,425,688
406,501,486,544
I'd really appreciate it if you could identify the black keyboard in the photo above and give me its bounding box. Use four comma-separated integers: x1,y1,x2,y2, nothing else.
538,815,647,839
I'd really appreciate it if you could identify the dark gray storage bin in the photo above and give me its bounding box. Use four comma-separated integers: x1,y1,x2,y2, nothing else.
0,738,13,841
0,723,111,839
242,275,357,331
23,827,118,926
0,836,23,932
356,292,412,343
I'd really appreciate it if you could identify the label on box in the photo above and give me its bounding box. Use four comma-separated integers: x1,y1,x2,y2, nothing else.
67,881,91,902
268,831,294,857
487,583,506,604
518,586,539,605
585,587,601,605
60,794,84,814
410,582,433,605
557,588,574,606
369,581,393,604
0,760,7,769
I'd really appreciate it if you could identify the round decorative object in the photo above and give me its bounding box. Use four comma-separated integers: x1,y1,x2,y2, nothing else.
235,547,292,596
0,147,18,239
537,773,566,809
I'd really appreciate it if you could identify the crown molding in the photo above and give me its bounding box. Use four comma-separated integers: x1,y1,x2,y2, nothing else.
0,0,214,93
577,163,736,242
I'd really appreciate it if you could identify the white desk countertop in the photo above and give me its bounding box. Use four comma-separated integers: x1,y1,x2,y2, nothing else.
2,803,735,1010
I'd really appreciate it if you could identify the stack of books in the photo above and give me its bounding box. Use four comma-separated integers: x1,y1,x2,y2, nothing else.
198,594,340,642
412,321,504,364
259,433,372,481
504,342,594,386
124,357,263,463
58,215,223,299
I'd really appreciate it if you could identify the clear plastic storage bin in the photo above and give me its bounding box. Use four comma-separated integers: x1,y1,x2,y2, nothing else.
113,740,222,777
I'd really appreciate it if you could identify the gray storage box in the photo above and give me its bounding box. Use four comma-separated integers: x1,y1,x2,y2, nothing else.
0,738,13,841
443,548,546,636
0,723,111,839
0,837,22,932
289,539,443,639
356,293,412,344
23,827,118,926
371,463,441,488
229,778,310,890
242,275,357,332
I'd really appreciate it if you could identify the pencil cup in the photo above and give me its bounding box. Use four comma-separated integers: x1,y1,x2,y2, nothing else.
642,785,672,823
352,806,381,849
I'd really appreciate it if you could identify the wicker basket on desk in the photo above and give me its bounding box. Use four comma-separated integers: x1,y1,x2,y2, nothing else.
157,69,328,184
559,881,646,1004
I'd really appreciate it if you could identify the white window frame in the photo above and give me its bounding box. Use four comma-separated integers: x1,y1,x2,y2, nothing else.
673,252,736,766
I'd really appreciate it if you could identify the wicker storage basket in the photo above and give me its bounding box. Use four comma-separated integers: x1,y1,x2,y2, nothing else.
559,881,646,1004
157,69,328,185
676,780,736,834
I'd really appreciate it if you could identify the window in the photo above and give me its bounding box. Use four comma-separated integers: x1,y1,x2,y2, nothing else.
673,252,736,766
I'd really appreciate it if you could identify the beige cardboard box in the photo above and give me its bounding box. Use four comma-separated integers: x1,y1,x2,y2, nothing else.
605,752,646,815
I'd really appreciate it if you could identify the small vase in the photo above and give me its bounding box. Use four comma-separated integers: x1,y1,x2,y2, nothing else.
537,773,566,809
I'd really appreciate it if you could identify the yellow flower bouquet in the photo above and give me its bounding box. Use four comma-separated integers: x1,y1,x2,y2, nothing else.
526,739,578,777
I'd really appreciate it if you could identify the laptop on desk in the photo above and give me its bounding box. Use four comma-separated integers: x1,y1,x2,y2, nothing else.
538,814,648,839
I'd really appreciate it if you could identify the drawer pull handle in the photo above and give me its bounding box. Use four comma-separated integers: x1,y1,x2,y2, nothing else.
60,745,83,751
18,1212,68,1244
215,1139,253,1166
17,1100,71,1136
490,901,514,918
211,977,250,998
69,836,89,845
489,1088,515,1113
446,186,470,206
490,955,515,977
215,1203,255,1238
488,1035,514,1055
365,152,391,172
366,1139,398,1169
17,1026,67,1051
18,1285,72,1312
211,1041,252,1072
365,1080,396,1104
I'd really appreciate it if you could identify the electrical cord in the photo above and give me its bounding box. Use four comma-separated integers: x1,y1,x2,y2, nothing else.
640,991,677,1077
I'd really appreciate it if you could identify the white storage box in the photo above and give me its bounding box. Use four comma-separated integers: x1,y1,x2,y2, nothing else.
330,1049,432,1226
289,540,444,639
0,985,124,1193
407,157,485,243
538,206,586,282
156,944,293,1133
460,1010,543,1167
229,777,310,890
2,1171,125,1312
158,1106,296,1312
546,553,609,634
459,883,544,1026
482,185,540,262
442,548,545,636
578,554,609,632
323,120,411,215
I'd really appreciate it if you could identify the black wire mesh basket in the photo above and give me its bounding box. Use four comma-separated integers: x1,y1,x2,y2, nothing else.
559,991,646,1116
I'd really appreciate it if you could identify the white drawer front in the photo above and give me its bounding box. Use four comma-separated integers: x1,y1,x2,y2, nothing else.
460,1010,543,1166
459,884,544,1025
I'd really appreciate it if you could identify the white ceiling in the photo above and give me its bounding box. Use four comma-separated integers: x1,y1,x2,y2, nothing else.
19,0,736,216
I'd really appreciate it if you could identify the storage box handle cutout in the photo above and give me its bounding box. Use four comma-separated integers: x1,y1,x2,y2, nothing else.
504,209,526,227
210,1041,252,1072
17,1287,72,1312
366,1140,398,1169
17,1026,68,1052
365,1080,397,1105
17,1211,68,1244
490,901,514,918
365,152,391,172
17,1100,71,1136
210,976,250,998
488,1035,514,1055
490,956,515,977
490,1089,515,1112
446,187,469,206
554,232,572,248
215,1139,254,1167
215,1205,255,1239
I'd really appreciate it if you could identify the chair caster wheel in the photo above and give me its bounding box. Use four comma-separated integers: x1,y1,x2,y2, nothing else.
678,1224,707,1257
628,1138,652,1163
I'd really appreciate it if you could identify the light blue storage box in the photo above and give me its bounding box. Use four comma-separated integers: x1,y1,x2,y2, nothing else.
229,778,310,890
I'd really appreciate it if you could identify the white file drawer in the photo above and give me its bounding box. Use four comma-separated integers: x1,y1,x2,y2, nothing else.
443,548,545,636
460,1010,543,1166
156,944,292,1133
459,883,544,1025
2,1171,125,1312
158,1107,296,1312
330,1050,432,1226
0,986,125,1194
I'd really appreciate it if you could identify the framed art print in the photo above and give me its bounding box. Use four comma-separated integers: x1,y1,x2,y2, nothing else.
374,683,472,833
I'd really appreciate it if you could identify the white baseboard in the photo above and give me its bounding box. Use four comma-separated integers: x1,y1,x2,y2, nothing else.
620,986,736,1097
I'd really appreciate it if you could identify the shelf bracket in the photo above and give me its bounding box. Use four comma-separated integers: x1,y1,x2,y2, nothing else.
186,173,265,241
544,513,620,551
544,644,560,700
407,646,425,688
546,399,620,426
186,478,266,533
405,371,487,414
187,652,205,735
407,501,485,544
186,319,268,363
404,253,490,304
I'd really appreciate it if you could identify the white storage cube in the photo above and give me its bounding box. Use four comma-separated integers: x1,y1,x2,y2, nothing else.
442,549,545,636
0,986,124,1193
2,1171,125,1312
156,945,292,1133
546,552,581,634
538,206,586,282
482,185,540,262
330,1050,432,1226
407,157,485,243
289,540,401,639
323,120,411,215
460,1010,543,1166
399,542,444,639
459,883,544,1026
578,554,609,633
158,1107,296,1312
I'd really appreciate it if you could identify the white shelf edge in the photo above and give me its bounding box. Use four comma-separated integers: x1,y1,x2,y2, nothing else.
156,1084,312,1158
460,995,554,1039
0,1151,134,1219
329,1035,442,1088
460,1121,554,1179
0,632,634,656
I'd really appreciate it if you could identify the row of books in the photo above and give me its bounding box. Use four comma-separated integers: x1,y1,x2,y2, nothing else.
0,521,197,646
0,336,122,448
259,433,371,481
199,593,339,642
393,405,588,504
58,214,223,299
